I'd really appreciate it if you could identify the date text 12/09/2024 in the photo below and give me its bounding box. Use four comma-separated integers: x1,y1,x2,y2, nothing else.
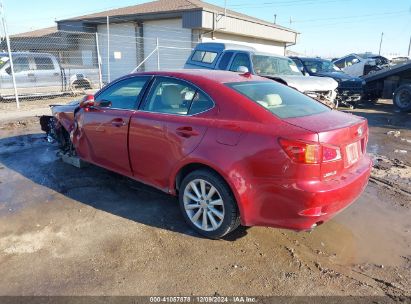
149,296,257,303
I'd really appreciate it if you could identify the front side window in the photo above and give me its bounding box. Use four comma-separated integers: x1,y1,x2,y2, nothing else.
226,81,330,119
302,59,340,73
34,57,54,70
252,55,302,76
96,76,150,110
191,51,218,64
143,78,214,115
14,57,30,73
345,55,359,67
229,53,252,72
0,56,9,70
292,58,304,72
334,58,345,69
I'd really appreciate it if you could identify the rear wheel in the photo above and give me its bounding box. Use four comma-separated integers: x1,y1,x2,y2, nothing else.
393,85,411,112
178,169,240,239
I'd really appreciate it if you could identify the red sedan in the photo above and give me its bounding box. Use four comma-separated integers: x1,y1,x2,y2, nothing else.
45,70,372,239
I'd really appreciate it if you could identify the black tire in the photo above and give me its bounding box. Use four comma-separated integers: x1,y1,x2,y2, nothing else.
393,84,411,112
178,169,240,239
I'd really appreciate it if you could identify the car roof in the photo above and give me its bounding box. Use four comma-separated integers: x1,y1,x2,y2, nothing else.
194,42,287,59
0,52,53,57
131,69,269,84
194,42,256,53
291,56,331,62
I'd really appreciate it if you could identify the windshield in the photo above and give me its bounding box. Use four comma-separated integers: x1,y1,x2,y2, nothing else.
226,81,330,119
302,59,340,73
252,55,302,76
0,56,9,69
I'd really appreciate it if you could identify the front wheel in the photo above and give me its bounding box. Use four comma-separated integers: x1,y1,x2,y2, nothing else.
393,85,411,112
179,169,240,239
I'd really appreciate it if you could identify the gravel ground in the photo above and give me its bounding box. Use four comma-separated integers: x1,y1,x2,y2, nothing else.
0,99,410,299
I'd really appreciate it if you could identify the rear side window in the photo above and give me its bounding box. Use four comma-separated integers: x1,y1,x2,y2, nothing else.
143,77,214,115
226,81,330,119
191,51,218,64
34,57,54,70
218,52,234,70
189,91,214,115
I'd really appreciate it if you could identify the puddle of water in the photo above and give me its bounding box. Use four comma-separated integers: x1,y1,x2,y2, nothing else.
367,144,380,155
304,186,411,266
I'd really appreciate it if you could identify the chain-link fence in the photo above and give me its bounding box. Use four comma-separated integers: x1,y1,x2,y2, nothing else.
0,23,197,108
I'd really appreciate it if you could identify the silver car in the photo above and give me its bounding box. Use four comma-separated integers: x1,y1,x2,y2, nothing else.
0,52,99,99
184,42,338,106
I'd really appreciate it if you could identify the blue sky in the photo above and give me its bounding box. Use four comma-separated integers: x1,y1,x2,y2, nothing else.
2,0,411,57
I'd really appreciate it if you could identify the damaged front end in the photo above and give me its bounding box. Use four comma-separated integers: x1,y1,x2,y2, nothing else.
304,90,337,108
39,101,85,167
39,113,75,155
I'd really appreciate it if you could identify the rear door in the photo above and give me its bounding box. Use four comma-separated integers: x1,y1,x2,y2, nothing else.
32,55,61,93
129,76,215,190
74,76,151,176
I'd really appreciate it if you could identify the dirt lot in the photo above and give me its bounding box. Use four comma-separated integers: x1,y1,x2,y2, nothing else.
0,99,410,298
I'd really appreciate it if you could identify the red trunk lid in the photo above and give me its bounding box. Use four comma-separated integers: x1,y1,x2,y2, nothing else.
284,110,368,179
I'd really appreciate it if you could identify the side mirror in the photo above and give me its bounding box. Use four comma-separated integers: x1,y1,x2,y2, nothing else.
5,67,11,75
352,58,360,64
79,95,95,108
236,66,249,73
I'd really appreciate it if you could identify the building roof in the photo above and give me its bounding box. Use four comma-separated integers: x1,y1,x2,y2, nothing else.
58,0,296,33
10,26,58,38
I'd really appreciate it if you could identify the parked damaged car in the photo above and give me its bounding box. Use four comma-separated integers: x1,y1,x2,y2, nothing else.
41,70,371,239
332,53,389,77
184,43,338,107
290,56,364,108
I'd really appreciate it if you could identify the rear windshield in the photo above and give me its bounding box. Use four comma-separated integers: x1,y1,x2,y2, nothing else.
226,81,330,119
191,51,218,64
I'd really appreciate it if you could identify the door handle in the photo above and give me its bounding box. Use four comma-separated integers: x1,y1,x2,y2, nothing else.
111,118,127,127
53,72,60,76
28,73,35,77
176,126,199,138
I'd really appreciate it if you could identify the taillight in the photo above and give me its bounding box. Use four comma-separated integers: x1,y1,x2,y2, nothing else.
279,138,341,164
322,145,341,162
278,138,320,164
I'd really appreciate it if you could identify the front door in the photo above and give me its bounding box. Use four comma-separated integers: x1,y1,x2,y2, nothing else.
73,76,151,176
0,56,35,97
129,76,215,191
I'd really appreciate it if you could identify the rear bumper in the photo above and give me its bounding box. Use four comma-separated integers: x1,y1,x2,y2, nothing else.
241,154,372,230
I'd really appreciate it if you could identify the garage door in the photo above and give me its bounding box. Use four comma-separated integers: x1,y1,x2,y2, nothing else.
143,19,192,71
97,23,138,82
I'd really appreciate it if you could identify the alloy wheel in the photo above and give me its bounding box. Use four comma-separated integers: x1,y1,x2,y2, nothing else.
183,179,225,231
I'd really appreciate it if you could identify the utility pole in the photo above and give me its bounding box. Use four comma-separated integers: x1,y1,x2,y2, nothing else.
378,32,384,55
274,14,277,24
106,16,110,83
408,35,411,57
0,0,19,108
